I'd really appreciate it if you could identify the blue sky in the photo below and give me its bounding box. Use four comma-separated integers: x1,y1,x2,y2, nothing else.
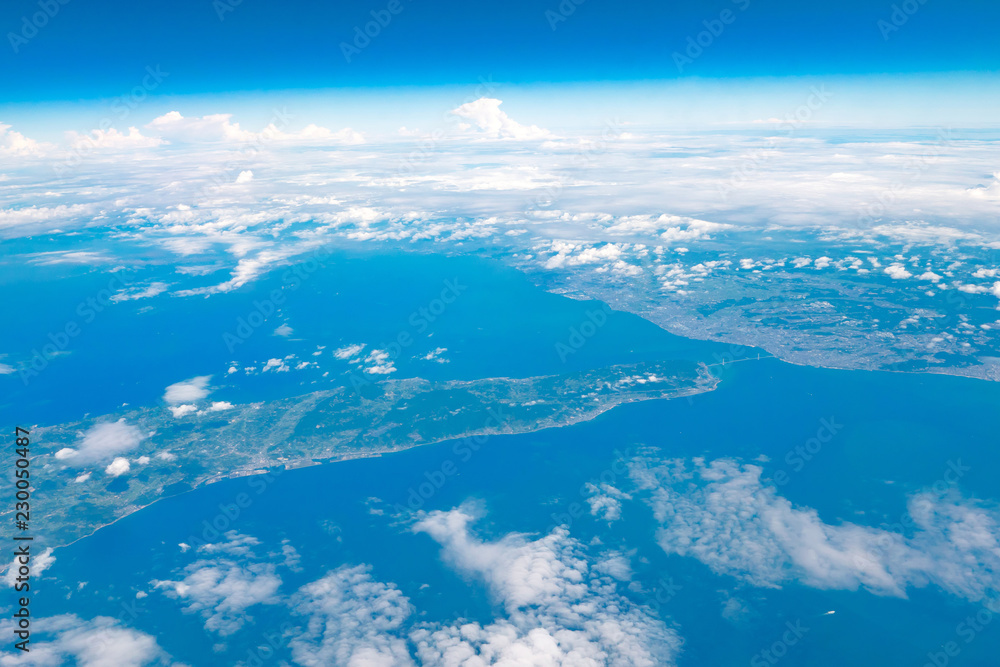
1,0,998,103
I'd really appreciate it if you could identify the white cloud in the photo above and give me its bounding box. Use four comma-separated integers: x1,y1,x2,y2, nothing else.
111,281,169,302
273,323,293,337
451,98,551,140
55,420,144,464
363,349,396,375
289,565,415,667
584,482,631,522
163,375,212,404
105,457,131,477
0,614,174,666
628,454,1000,604
0,122,43,156
262,358,290,373
884,263,913,280
421,347,449,363
3,548,55,588
145,111,255,143
66,127,163,150
287,506,680,666
292,124,365,145
144,111,364,147
333,344,365,360
408,505,680,666
235,169,254,184
168,404,197,419
152,533,282,636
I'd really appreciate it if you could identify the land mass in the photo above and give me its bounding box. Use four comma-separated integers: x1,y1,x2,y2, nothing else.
18,359,717,549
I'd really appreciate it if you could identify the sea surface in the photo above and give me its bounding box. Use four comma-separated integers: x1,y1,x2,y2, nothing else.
6,249,1000,665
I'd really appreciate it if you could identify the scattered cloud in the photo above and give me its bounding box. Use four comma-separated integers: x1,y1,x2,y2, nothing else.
163,376,212,404
628,453,1000,604
152,532,283,636
451,98,552,140
0,614,175,666
66,127,164,150
105,457,131,477
333,344,365,360
54,420,144,464
363,349,396,375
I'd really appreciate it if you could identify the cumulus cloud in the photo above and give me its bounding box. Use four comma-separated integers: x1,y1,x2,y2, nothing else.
408,505,681,666
628,453,1000,604
420,347,449,363
146,111,256,143
287,506,680,666
584,482,631,522
163,375,212,404
168,404,198,419
0,614,175,666
333,344,365,360
3,548,55,588
152,532,282,636
66,127,164,150
451,98,551,140
55,420,144,465
884,263,913,280
105,457,131,477
7,107,1000,383
144,111,364,146
289,565,415,666
0,122,43,156
363,349,396,375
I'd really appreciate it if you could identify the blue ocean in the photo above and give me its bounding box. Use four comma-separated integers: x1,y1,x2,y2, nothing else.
6,251,1000,666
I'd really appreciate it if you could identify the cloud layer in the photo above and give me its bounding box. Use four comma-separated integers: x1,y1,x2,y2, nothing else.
627,453,1000,604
